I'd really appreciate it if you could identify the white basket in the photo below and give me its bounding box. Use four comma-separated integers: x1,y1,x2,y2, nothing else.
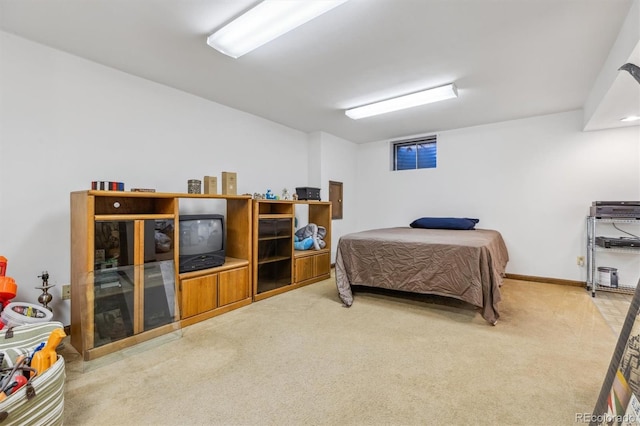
0,322,65,425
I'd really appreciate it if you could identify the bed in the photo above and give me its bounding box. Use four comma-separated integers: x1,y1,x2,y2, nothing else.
335,227,509,324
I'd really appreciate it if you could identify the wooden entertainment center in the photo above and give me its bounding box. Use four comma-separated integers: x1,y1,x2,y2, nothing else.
69,191,331,360
253,199,332,301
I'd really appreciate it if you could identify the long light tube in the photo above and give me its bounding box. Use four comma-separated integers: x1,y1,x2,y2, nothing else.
345,84,458,120
207,0,349,58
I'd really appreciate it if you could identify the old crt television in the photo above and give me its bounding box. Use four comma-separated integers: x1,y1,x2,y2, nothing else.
178,214,225,273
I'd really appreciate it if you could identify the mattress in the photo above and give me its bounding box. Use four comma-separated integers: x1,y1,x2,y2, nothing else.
335,227,509,324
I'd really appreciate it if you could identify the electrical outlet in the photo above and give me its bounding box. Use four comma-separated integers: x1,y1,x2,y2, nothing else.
62,284,71,300
577,256,585,267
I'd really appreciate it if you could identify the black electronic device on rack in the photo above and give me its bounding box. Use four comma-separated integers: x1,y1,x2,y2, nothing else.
595,236,640,248
590,201,640,219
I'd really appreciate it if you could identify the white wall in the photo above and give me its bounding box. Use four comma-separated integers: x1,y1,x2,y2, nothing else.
314,132,358,261
584,0,639,128
2,30,640,329
356,110,640,282
0,32,320,326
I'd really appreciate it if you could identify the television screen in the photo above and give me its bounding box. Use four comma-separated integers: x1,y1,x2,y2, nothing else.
178,214,225,272
179,216,223,255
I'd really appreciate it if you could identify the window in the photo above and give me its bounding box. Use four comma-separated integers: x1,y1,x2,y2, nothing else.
392,136,437,171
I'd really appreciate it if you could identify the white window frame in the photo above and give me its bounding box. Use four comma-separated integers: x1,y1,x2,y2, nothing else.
390,135,437,171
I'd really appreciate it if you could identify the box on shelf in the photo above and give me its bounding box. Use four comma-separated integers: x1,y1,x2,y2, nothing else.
295,187,321,201
222,172,237,195
187,179,201,194
91,181,124,191
204,176,217,195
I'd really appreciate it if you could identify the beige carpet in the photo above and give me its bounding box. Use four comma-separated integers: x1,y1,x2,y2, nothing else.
60,277,616,425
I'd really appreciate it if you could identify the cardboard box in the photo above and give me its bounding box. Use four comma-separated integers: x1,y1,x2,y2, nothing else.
203,176,217,194
221,172,237,195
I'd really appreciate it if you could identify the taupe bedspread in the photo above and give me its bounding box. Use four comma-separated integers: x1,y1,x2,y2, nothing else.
335,227,509,324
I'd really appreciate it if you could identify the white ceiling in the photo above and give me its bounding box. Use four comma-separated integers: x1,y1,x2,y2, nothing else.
1,0,638,143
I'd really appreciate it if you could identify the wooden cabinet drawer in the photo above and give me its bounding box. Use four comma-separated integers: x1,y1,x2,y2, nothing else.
315,252,331,276
295,256,315,283
181,274,217,318
219,267,250,306
295,252,331,283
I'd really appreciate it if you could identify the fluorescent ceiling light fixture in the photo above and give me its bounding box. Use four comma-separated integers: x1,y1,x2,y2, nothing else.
207,0,348,58
621,115,640,122
345,84,458,120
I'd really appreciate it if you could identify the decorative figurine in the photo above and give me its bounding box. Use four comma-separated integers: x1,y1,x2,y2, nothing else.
282,188,290,200
265,189,277,200
36,271,55,312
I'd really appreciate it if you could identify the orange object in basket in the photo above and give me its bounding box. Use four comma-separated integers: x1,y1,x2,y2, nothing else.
31,329,66,377
0,276,17,301
0,256,6,277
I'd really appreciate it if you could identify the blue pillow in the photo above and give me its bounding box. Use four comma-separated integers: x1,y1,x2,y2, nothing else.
410,217,479,230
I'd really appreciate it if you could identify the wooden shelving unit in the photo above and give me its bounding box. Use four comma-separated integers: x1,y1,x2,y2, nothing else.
252,200,332,301
293,201,332,287
71,192,330,360
70,191,252,360
252,200,294,301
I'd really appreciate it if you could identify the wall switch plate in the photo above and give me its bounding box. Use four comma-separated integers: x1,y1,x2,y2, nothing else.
62,284,71,300
577,256,585,267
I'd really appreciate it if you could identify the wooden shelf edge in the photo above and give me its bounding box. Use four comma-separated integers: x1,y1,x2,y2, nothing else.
258,235,292,241
95,214,175,221
178,258,249,279
252,200,330,204
75,190,251,200
179,298,252,327
258,213,294,219
254,200,296,204
254,284,293,301
293,248,330,259
294,274,331,287
82,322,181,361
254,277,327,301
257,256,291,265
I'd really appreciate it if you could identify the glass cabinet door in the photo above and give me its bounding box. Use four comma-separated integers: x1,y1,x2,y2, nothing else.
256,218,292,293
93,219,176,347
94,221,135,269
143,261,175,330
143,219,176,330
93,265,135,347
